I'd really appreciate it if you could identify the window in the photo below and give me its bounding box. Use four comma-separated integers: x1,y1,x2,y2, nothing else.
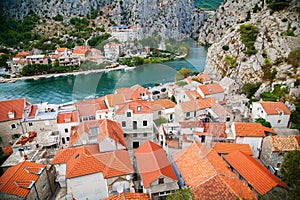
133,141,139,149
127,112,131,117
64,128,68,133
158,111,162,115
158,178,164,184
277,120,281,124
137,106,141,112
133,133,137,137
41,182,47,190
28,122,33,127
66,137,70,141
133,121,137,130
143,120,147,126
186,112,190,117
277,163,281,168
143,133,147,137
10,123,17,129
62,138,66,144
122,121,126,127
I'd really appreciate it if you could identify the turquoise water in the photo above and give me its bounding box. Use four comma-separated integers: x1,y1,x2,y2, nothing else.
0,47,207,104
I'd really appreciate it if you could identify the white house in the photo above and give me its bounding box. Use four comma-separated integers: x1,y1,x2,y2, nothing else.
151,99,176,122
197,83,225,102
231,122,277,158
251,101,291,128
104,43,121,59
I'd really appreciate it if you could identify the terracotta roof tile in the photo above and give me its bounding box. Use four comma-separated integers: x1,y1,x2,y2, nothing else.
57,111,79,124
233,122,276,137
72,46,90,55
52,146,132,179
268,136,300,152
0,161,45,197
201,122,227,138
224,151,287,195
116,85,151,101
75,97,107,116
69,119,126,147
186,74,210,84
173,143,256,199
150,99,176,111
135,141,177,187
179,120,204,129
15,51,31,58
115,100,152,115
106,94,125,107
28,105,37,118
258,101,291,115
198,83,224,95
103,192,150,200
56,47,67,52
180,97,216,113
0,98,25,122
212,142,253,155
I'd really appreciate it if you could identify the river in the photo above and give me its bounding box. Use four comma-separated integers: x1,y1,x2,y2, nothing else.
0,47,207,104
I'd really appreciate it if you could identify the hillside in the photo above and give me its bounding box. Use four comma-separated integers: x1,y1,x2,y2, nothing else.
199,0,300,98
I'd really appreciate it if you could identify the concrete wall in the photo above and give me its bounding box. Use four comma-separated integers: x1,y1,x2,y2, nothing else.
0,119,24,146
67,172,108,200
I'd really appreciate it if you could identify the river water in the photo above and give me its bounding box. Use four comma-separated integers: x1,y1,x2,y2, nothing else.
0,47,207,104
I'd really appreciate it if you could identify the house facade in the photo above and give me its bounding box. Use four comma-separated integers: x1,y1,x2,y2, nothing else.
251,101,291,128
151,99,176,122
197,83,225,102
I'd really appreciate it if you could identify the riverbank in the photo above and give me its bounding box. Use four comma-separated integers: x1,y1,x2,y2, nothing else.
0,64,133,84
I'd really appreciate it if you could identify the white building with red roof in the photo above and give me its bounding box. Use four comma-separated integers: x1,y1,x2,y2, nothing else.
135,140,178,199
72,46,90,61
51,145,133,199
251,101,291,128
151,99,176,122
197,83,225,102
69,119,126,152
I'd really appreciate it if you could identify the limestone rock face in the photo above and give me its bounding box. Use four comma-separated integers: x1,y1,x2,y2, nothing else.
0,0,207,40
199,0,300,90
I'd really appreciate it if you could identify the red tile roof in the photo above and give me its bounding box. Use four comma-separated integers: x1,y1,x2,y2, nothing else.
186,74,211,84
224,151,287,195
75,97,107,117
103,192,150,200
135,140,177,187
201,122,227,138
28,104,37,118
173,143,256,199
69,119,126,147
56,47,67,52
0,161,45,197
212,142,252,155
233,122,276,137
258,101,291,115
72,46,90,55
179,120,204,129
15,51,31,58
0,98,25,122
150,99,176,111
198,83,224,95
57,111,79,124
180,97,216,112
268,136,300,152
52,146,133,179
106,94,125,107
115,100,152,115
115,85,151,101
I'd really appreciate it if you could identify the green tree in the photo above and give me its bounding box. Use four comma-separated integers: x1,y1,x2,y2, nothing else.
255,118,272,128
280,150,300,199
238,24,258,55
242,82,261,98
154,116,168,127
170,95,177,104
178,68,193,78
167,188,194,200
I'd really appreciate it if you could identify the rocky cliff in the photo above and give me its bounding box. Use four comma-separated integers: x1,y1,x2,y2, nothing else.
0,0,206,40
199,0,300,93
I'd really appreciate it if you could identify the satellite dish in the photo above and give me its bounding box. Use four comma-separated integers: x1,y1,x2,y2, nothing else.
117,186,123,194
126,175,131,180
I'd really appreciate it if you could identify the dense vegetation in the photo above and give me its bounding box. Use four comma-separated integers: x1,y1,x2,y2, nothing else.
225,55,237,68
267,0,291,11
194,0,224,10
255,118,272,128
0,14,40,48
88,33,111,48
242,82,261,98
238,24,258,55
260,85,288,102
21,63,79,76
167,188,194,200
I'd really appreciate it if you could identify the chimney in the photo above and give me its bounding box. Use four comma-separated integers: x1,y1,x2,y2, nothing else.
24,154,28,160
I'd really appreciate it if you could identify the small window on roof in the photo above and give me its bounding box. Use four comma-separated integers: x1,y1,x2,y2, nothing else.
137,106,141,112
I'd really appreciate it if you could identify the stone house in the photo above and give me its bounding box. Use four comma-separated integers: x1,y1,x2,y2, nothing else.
0,98,26,146
0,161,56,200
104,43,121,59
135,140,178,199
260,135,300,175
72,46,90,62
231,122,277,158
69,119,126,152
251,101,291,128
224,151,288,196
51,145,133,199
115,100,154,149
